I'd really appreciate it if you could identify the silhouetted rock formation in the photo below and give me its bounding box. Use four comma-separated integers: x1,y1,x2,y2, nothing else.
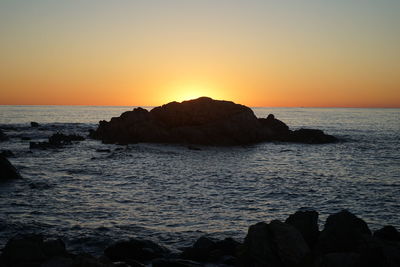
90,97,337,145
30,132,85,149
0,155,22,181
0,210,399,267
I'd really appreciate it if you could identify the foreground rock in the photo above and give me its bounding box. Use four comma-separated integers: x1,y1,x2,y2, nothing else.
285,209,319,248
238,220,310,267
0,155,22,181
1,210,399,267
89,97,337,145
30,132,85,149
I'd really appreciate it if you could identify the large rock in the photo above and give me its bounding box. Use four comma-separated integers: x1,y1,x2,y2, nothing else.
90,97,337,145
315,210,371,255
238,220,310,267
285,209,319,248
0,155,22,180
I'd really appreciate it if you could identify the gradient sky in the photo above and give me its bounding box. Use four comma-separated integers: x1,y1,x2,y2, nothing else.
1,0,399,107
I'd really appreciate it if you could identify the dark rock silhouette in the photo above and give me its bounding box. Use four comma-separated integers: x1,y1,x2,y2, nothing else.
30,132,85,149
237,220,310,267
0,129,8,141
0,210,399,267
0,234,67,266
0,155,22,180
90,97,337,145
285,209,319,248
315,210,372,255
374,226,400,242
30,121,40,127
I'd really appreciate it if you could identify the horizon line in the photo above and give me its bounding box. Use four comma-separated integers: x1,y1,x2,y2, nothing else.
0,104,399,109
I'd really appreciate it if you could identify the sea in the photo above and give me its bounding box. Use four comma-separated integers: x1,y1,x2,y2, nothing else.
0,105,399,254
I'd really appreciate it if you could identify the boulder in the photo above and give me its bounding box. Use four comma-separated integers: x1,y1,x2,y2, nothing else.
104,238,170,263
285,209,319,248
238,220,309,267
90,97,337,145
315,210,371,255
373,226,400,242
269,220,310,266
0,155,22,180
0,129,8,141
0,234,67,266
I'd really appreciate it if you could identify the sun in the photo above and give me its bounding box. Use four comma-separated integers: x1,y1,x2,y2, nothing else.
161,82,225,103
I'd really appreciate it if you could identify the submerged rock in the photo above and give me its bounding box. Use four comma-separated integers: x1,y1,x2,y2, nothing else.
90,97,337,145
0,155,22,180
30,121,40,127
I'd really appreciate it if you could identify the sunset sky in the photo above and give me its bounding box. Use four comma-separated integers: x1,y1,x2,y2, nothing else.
1,0,399,107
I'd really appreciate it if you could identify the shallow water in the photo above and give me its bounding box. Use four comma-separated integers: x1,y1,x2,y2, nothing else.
0,105,399,254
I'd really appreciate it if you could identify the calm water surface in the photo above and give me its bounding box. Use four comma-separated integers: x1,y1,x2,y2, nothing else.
0,105,399,254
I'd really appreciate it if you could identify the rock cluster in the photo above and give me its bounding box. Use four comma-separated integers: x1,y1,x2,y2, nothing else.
89,97,337,145
30,132,85,149
1,210,399,267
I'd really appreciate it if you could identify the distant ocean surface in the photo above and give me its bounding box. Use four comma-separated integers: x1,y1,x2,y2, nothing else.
0,105,399,254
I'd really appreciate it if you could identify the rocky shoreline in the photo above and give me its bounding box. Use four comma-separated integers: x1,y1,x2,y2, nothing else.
1,209,399,267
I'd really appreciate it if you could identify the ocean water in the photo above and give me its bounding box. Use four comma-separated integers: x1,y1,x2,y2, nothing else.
0,105,399,254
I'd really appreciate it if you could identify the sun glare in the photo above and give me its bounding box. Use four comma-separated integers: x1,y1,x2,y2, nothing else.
161,82,225,104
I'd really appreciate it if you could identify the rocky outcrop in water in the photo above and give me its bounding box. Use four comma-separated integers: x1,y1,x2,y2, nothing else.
30,122,40,127
0,155,22,181
30,132,85,149
89,97,337,145
1,210,399,267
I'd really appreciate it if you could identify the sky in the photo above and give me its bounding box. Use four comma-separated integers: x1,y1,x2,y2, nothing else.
0,0,399,107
